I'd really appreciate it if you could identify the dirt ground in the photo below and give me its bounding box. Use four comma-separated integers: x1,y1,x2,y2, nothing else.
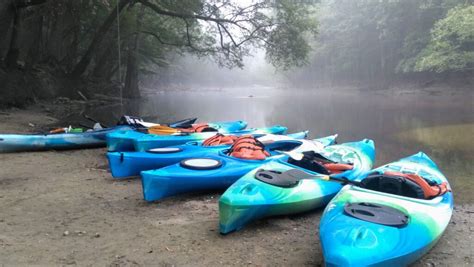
0,107,472,266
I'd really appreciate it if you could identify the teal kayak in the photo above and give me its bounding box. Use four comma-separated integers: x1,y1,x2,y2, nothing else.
319,152,452,266
218,139,375,234
106,120,248,152
107,131,309,178
140,135,338,202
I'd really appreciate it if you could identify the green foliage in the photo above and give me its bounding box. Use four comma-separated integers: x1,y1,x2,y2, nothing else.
289,0,472,85
266,0,319,70
414,5,474,72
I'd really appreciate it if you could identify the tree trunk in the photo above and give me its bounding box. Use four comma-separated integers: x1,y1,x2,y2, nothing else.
92,41,116,78
5,6,21,67
0,1,14,63
70,0,130,77
123,5,144,98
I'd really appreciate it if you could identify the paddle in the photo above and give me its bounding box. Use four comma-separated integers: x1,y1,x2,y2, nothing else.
168,117,197,128
79,123,93,129
83,114,109,128
284,168,362,186
147,125,190,135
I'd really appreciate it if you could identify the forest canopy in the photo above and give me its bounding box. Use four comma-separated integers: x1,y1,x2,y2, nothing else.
0,0,318,98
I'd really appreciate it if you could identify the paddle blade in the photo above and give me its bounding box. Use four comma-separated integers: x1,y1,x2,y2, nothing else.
148,125,179,135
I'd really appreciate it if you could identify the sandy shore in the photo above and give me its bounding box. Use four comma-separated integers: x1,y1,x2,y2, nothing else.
0,106,472,266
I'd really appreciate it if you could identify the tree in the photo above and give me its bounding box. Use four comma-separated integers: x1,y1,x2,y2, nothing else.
414,5,474,72
70,0,318,82
123,5,144,98
2,0,46,67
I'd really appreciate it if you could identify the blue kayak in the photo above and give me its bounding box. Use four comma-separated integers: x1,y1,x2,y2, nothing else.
218,139,375,234
107,120,248,152
319,152,453,266
0,125,133,153
107,131,309,178
140,135,338,202
132,124,288,152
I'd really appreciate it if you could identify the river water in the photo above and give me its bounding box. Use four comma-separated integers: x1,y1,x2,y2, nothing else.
92,87,474,203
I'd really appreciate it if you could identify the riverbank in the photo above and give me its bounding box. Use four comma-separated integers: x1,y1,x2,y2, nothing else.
0,105,472,266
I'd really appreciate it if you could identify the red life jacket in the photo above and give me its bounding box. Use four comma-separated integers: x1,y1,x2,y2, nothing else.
202,134,238,146
228,135,270,160
384,171,449,199
324,163,354,174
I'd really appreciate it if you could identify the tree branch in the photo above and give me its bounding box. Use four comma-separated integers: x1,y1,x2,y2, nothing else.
138,0,237,24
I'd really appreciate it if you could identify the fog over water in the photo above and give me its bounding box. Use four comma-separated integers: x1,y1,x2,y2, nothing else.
89,84,473,204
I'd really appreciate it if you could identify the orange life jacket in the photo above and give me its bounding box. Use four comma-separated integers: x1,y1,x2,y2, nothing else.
228,135,270,160
384,171,449,199
202,134,238,146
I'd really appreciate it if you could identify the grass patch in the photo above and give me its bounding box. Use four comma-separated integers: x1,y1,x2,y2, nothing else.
396,123,474,153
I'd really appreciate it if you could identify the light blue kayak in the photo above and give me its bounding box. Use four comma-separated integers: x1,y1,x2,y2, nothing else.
140,135,338,202
107,131,309,178
106,120,248,152
319,152,453,266
0,125,133,153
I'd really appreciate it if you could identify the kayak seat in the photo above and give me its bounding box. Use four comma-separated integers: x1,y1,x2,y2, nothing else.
360,172,449,199
255,169,316,188
343,202,409,227
287,151,353,175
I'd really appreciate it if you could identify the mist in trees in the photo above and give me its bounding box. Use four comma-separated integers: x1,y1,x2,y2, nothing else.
286,0,474,88
0,0,472,107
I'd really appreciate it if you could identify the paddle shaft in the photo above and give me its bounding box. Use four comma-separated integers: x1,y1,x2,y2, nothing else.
83,114,109,128
288,168,360,186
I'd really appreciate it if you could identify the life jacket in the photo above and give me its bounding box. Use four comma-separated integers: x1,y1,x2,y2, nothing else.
287,151,353,175
228,135,270,160
179,123,217,133
49,127,66,134
384,171,449,199
324,163,354,174
202,134,238,146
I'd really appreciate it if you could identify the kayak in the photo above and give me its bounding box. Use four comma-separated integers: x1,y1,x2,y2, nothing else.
0,116,197,153
140,135,338,202
107,120,248,152
133,124,288,152
219,139,375,234
0,125,134,153
107,131,309,178
319,152,453,267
